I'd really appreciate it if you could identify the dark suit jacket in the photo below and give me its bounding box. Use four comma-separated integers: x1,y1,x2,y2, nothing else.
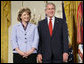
38,17,69,61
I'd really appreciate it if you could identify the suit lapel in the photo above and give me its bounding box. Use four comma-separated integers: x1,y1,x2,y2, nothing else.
44,17,51,37
26,22,32,33
44,17,58,38
52,17,58,38
18,22,24,32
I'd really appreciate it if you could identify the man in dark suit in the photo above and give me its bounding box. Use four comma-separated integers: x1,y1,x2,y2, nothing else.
37,2,69,63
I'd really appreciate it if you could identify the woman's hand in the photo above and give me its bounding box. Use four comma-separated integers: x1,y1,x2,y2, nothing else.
23,48,35,58
15,48,25,56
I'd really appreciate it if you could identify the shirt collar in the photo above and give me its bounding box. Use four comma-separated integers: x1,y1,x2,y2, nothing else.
21,21,29,30
47,16,55,23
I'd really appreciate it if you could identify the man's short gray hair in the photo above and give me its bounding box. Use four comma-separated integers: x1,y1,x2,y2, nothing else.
45,2,56,10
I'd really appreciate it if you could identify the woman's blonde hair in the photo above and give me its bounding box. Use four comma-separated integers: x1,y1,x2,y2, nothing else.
17,7,31,22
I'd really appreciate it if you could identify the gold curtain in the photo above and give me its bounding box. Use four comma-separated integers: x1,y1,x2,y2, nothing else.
1,1,11,63
64,1,82,63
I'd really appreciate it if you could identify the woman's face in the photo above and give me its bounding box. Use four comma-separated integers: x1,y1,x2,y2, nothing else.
20,11,30,22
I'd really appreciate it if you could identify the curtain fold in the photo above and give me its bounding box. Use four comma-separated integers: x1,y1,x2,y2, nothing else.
64,1,82,63
1,1,11,63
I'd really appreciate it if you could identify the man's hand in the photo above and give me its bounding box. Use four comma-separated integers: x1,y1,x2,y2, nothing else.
63,53,69,62
37,54,42,63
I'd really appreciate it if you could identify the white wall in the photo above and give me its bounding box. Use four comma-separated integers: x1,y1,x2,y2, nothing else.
8,1,63,63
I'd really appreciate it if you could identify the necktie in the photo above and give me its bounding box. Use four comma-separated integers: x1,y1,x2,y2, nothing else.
49,18,52,36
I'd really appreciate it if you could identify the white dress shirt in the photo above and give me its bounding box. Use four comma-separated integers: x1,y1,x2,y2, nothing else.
47,16,55,29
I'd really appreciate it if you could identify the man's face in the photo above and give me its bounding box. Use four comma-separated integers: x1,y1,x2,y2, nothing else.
45,4,55,18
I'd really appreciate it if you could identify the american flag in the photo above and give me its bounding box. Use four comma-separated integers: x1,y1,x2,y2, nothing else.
77,1,83,63
77,2,83,44
78,44,83,63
